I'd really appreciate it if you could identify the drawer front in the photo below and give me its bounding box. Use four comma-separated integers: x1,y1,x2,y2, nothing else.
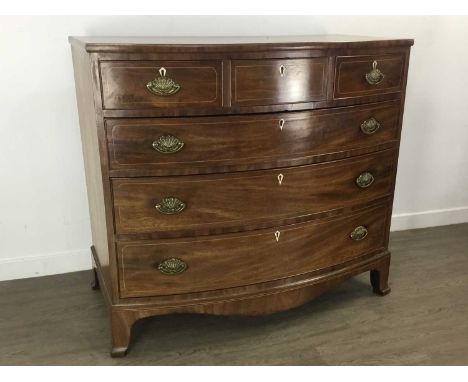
118,203,389,297
106,102,400,174
100,61,222,109
112,149,395,236
334,55,404,99
232,58,328,106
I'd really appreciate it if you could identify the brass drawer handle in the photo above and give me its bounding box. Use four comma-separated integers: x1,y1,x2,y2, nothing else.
361,118,380,135
152,134,185,154
356,172,375,188
155,197,186,215
156,258,187,275
365,60,385,85
146,67,181,96
350,226,368,241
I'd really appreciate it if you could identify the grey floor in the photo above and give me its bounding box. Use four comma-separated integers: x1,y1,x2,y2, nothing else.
1,223,467,365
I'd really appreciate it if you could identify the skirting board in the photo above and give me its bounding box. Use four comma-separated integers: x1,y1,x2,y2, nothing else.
1,206,467,281
390,206,468,232
0,249,92,282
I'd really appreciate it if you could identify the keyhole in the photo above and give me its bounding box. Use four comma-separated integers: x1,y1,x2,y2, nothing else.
277,173,284,185
372,60,377,70
159,67,167,77
275,230,281,242
279,65,286,77
279,119,285,131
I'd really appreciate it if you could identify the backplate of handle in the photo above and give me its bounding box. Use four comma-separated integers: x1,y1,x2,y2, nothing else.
356,172,375,188
361,118,380,135
156,258,187,275
152,134,185,154
365,60,385,85
146,67,181,96
350,226,368,241
155,197,186,215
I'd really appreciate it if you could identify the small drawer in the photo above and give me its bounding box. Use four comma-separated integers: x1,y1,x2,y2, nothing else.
112,149,396,236
106,101,400,175
100,60,222,109
231,58,328,106
117,203,389,298
334,55,404,99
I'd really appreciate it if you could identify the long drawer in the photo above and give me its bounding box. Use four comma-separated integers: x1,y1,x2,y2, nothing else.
106,101,400,175
112,149,395,236
117,202,389,298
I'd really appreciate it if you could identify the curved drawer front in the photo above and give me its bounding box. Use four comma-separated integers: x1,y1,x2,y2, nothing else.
106,102,400,175
100,60,222,109
232,58,328,106
112,149,396,236
118,203,389,298
334,54,404,99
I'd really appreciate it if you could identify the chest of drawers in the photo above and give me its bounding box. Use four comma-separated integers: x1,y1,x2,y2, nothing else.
70,35,413,357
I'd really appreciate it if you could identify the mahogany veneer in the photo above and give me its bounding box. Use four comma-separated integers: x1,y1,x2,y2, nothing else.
69,35,413,357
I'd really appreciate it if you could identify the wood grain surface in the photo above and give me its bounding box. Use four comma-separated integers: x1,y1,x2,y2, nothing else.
118,203,388,297
100,60,222,110
334,54,404,99
231,58,328,106
112,150,396,236
68,35,414,53
106,101,400,176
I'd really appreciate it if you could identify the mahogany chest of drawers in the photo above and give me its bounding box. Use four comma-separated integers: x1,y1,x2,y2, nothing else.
69,35,413,357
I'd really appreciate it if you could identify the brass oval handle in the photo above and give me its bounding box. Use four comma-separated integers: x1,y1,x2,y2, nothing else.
361,118,380,135
146,67,181,96
156,258,187,275
350,226,368,241
365,60,385,85
356,172,375,188
155,197,186,215
152,134,185,154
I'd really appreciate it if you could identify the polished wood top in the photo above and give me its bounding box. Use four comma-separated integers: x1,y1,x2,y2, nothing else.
69,35,414,53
